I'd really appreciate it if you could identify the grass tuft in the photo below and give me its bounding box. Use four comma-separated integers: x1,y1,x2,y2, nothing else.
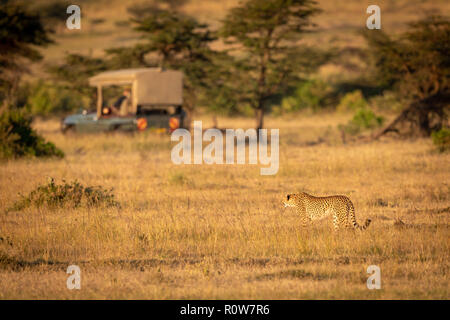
7,178,120,212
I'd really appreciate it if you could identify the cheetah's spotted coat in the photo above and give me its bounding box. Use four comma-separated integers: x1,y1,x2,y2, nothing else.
284,192,371,230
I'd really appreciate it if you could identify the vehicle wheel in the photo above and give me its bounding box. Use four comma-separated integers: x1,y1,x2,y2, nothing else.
111,125,121,132
61,124,75,134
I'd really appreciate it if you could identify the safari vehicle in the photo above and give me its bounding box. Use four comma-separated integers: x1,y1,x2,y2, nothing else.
61,68,185,133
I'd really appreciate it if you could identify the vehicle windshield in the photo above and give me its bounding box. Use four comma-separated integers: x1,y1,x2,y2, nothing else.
102,85,133,117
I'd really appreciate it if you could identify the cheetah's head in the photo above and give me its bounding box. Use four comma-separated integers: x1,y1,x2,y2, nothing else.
283,194,299,207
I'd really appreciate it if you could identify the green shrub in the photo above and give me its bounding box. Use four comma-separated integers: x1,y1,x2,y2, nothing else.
26,81,89,116
0,109,64,159
336,90,368,112
275,79,331,114
368,91,403,112
431,128,450,152
168,172,189,186
277,96,298,114
339,108,384,135
8,178,120,212
294,79,330,111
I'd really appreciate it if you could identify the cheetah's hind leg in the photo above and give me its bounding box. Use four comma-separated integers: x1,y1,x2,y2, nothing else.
332,212,340,231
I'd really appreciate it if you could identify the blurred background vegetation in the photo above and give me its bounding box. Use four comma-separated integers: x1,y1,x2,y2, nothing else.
0,0,449,158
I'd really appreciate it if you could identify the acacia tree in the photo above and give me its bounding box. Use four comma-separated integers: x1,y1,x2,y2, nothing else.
47,53,107,108
220,0,322,129
104,45,150,70
0,1,52,110
366,16,450,138
126,0,188,19
129,10,218,129
0,1,64,159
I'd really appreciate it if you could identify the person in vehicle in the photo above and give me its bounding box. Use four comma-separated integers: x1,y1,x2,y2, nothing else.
111,88,131,116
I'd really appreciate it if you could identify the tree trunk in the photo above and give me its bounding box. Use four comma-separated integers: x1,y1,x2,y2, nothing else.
255,108,264,130
3,71,21,110
212,115,218,128
0,100,8,115
182,86,197,131
371,108,408,140
184,107,193,131
417,109,431,137
371,92,449,140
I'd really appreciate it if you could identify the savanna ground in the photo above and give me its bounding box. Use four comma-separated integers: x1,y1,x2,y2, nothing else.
0,114,448,299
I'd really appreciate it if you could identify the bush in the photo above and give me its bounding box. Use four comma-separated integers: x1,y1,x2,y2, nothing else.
168,172,189,186
0,109,64,159
26,81,89,116
368,91,403,112
274,79,331,115
8,178,120,212
339,108,384,135
294,79,331,111
336,90,368,112
431,128,450,152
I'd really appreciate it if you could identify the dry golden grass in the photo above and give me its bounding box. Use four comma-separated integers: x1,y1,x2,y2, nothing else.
0,114,448,299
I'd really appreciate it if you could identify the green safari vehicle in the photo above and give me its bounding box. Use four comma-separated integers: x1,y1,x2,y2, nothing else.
61,68,185,133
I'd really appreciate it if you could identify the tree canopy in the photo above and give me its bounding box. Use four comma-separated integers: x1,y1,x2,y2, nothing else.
46,53,107,107
365,15,450,137
129,9,219,128
221,0,323,129
0,0,52,108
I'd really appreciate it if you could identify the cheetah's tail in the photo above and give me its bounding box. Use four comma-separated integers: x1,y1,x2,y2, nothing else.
348,201,371,230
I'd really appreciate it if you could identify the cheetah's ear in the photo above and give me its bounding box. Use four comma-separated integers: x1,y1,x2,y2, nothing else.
287,194,291,200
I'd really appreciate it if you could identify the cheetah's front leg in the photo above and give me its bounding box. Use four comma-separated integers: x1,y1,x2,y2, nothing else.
297,207,310,228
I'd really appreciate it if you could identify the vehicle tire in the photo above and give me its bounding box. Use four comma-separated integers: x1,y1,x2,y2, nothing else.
111,124,121,132
61,124,75,134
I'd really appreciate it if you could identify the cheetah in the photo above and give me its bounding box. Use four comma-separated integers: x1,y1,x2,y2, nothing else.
283,192,371,231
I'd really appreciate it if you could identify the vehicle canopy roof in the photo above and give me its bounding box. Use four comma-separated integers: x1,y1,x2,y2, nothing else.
89,68,183,108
